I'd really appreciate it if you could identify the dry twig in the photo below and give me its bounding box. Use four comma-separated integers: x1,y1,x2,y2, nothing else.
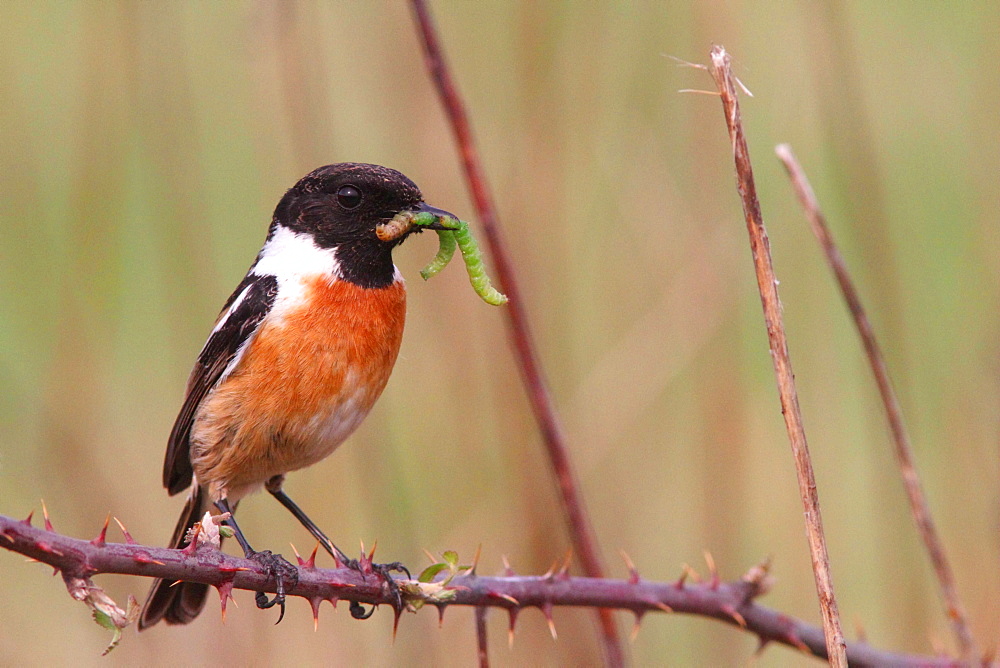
706,46,847,666
775,143,978,660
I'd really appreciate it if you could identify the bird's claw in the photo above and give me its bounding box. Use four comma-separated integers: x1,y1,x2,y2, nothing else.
345,559,410,619
248,549,300,624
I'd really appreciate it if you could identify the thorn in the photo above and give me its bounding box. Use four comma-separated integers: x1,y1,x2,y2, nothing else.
358,540,373,574
33,540,64,557
630,611,645,642
368,539,377,562
309,597,322,631
753,637,772,658
437,603,446,628
674,568,688,589
326,595,339,610
291,542,318,569
486,590,519,606
541,559,557,581
721,604,747,628
507,608,519,648
41,501,53,532
469,544,482,576
556,548,573,580
651,601,673,614
22,511,34,526
216,580,236,623
113,517,136,544
620,550,639,585
0,531,13,544
501,554,514,577
132,551,165,566
681,563,702,584
784,631,811,654
423,548,437,564
542,603,557,640
91,513,110,546
181,522,202,555
704,550,719,590
392,605,403,641
217,564,250,573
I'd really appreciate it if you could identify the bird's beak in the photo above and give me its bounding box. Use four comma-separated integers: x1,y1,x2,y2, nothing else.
411,202,459,230
375,202,459,242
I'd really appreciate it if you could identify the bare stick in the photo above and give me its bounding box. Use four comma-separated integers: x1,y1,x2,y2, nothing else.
0,514,953,666
706,47,847,666
407,2,623,665
775,144,979,660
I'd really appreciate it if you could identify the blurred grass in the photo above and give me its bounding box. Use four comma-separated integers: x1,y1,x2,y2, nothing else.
2,1,999,665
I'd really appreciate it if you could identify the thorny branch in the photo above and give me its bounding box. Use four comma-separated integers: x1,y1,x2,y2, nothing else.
408,1,624,666
0,514,956,666
706,46,847,666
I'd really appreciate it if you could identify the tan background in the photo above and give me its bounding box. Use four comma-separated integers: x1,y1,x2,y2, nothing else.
2,2,998,665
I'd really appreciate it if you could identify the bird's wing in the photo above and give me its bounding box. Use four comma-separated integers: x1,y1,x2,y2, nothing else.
163,272,279,495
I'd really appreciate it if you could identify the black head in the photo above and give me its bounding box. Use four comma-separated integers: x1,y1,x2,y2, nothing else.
272,163,444,288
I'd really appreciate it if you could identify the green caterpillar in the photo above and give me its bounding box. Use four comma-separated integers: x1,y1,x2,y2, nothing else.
377,210,507,306
446,223,507,306
419,228,457,280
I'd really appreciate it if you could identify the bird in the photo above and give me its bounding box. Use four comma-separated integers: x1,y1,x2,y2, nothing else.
139,163,457,630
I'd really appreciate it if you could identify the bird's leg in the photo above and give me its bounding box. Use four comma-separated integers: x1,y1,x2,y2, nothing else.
214,497,299,623
264,475,409,618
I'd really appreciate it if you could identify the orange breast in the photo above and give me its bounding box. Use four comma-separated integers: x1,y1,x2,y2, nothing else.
190,276,406,502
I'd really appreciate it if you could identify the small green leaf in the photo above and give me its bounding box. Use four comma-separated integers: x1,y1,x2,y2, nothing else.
219,526,235,539
418,563,449,583
442,551,459,568
92,609,115,631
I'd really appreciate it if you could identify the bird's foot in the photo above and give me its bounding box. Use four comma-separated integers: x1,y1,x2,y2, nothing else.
248,550,300,624
344,559,411,620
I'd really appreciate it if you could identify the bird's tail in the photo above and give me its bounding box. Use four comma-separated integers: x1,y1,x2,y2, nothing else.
138,486,214,630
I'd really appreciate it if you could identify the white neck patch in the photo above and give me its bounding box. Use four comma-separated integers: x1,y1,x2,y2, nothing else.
252,224,341,280
250,225,343,326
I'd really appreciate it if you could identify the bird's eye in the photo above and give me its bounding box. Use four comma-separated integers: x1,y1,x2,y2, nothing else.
336,184,362,209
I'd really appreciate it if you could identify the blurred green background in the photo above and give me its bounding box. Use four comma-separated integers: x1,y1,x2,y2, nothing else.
2,1,998,666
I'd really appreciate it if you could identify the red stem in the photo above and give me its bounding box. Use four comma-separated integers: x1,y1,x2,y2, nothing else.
408,2,623,665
